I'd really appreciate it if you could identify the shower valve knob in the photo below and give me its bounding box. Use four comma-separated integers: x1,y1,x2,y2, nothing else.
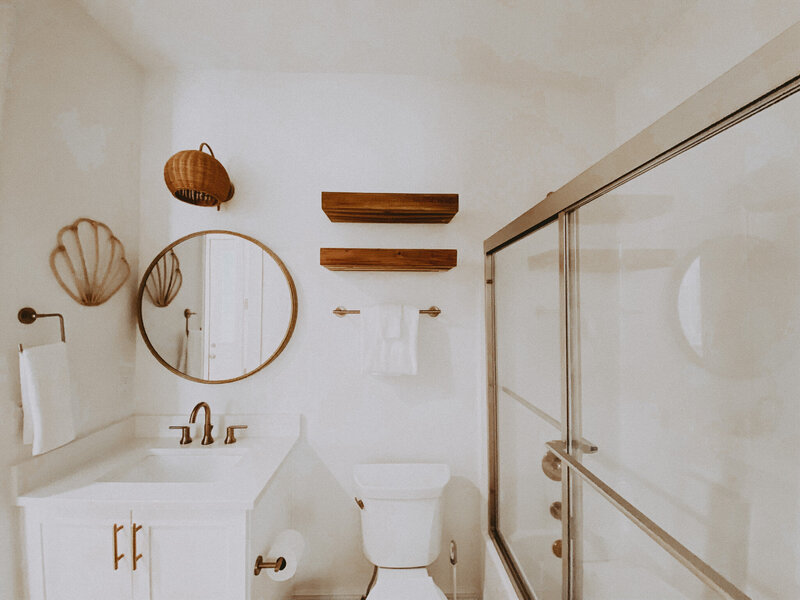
541,450,562,482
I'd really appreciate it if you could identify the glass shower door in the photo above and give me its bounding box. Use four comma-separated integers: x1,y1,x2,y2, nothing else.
573,86,800,599
493,220,563,599
487,25,800,600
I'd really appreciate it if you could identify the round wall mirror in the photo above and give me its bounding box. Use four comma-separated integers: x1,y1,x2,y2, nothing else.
137,230,297,383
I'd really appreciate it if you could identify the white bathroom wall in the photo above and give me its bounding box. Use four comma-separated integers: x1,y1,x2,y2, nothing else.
0,0,143,597
614,0,800,146
0,3,13,134
134,68,614,597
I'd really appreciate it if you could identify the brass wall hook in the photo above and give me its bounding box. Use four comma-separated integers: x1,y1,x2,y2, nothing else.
183,308,197,336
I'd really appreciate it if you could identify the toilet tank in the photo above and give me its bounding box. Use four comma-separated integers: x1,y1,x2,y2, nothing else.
354,463,450,568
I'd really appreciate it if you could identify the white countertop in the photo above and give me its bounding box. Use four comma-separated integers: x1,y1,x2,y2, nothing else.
17,416,299,511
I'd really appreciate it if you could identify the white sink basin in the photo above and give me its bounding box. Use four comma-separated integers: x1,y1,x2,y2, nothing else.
99,449,246,483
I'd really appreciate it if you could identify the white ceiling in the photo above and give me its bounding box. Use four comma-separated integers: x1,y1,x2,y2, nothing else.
75,0,694,82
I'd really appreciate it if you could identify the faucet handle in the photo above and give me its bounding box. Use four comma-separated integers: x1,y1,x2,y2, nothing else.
224,425,247,445
169,425,192,445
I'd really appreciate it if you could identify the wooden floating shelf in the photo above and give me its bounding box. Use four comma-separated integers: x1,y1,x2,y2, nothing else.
322,192,458,223
320,248,457,271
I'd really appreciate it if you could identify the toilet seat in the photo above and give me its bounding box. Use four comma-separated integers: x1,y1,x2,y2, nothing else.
366,567,447,600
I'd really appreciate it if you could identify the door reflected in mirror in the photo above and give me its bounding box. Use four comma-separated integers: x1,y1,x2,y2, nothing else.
138,231,297,383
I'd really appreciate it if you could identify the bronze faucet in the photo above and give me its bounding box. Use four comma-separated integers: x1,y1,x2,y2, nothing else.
189,402,214,445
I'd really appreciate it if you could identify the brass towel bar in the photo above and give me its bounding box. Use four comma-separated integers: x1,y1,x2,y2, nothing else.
332,306,441,318
17,307,66,352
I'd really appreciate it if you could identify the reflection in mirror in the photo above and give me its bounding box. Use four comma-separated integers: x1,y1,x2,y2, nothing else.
138,231,297,383
676,235,797,378
144,250,182,307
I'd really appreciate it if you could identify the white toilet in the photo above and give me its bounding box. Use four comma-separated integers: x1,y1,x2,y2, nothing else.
353,463,450,600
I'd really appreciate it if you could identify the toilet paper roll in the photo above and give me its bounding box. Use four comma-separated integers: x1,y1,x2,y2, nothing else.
266,529,305,582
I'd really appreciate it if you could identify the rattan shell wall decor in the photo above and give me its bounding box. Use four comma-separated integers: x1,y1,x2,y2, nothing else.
164,142,234,210
50,218,130,306
144,250,182,307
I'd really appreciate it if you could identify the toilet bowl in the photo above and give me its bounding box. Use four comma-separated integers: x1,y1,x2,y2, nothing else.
366,567,447,600
354,463,450,600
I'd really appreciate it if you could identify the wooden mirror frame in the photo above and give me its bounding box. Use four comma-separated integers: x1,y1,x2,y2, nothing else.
137,230,298,384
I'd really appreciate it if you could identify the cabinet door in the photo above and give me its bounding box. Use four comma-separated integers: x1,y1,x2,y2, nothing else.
37,506,133,600
131,508,246,600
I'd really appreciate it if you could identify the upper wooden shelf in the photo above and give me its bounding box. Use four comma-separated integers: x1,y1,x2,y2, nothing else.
322,192,458,223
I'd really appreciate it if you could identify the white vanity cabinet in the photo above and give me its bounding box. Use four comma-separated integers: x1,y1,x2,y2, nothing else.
16,420,299,600
23,505,247,600
27,506,131,600
131,507,246,600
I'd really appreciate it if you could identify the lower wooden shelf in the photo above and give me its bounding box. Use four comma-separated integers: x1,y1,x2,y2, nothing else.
320,248,457,271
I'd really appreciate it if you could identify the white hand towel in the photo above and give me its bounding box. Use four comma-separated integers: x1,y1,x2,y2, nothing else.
177,329,203,378
380,304,402,339
18,341,77,456
185,328,204,379
176,332,188,372
360,304,419,375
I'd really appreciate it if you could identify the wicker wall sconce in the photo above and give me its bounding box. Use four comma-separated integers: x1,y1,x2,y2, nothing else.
50,218,130,306
164,142,234,210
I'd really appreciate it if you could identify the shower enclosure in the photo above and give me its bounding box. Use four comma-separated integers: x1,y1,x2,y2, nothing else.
485,25,800,600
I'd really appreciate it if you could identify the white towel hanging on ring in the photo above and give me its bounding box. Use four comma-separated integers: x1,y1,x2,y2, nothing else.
18,341,78,455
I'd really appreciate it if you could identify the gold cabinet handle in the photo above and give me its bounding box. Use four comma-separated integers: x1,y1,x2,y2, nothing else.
113,524,125,570
132,523,143,571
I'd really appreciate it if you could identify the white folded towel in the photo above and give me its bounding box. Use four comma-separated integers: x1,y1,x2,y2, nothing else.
18,341,78,456
360,304,419,375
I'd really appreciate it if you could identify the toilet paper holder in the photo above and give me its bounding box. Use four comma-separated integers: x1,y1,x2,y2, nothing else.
254,555,286,576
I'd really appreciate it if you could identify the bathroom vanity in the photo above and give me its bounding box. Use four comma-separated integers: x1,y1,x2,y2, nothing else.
16,415,298,600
